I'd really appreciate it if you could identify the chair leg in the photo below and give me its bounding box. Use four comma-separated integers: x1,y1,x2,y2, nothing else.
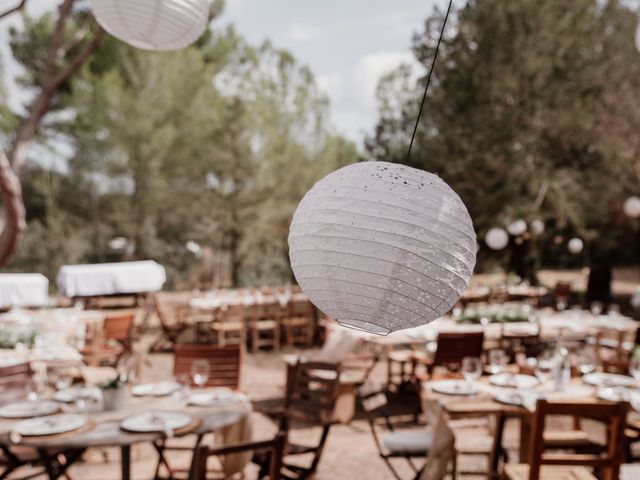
451,451,457,480
308,424,332,474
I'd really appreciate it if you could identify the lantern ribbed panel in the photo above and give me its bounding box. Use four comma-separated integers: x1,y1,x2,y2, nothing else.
91,0,209,51
288,161,476,335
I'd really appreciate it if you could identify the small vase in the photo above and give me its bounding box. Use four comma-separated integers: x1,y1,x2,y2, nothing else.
102,387,125,412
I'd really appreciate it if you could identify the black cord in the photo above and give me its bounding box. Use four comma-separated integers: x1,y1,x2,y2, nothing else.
405,0,454,164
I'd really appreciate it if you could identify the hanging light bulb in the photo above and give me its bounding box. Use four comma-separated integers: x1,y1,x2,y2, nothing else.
507,219,527,236
568,238,584,254
485,228,509,250
623,196,640,219
530,219,545,235
288,161,476,335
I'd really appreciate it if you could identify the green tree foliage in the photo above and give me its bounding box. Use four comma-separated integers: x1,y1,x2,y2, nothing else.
366,0,640,277
4,10,358,288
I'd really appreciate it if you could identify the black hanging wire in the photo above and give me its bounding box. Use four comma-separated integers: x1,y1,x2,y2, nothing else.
405,0,454,164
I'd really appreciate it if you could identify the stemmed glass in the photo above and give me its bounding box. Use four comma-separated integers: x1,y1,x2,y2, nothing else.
535,351,557,386
462,357,482,388
590,301,603,316
488,349,507,375
191,360,209,389
52,367,74,392
575,347,596,376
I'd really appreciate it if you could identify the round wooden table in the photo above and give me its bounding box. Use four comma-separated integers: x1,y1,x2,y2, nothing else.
0,392,252,479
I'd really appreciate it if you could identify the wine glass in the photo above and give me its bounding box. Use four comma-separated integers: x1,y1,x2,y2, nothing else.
590,301,603,316
52,367,73,392
535,352,557,385
461,357,482,386
191,360,209,389
574,347,596,376
488,349,507,375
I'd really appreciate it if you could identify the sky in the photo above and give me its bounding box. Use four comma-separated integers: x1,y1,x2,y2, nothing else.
0,0,449,152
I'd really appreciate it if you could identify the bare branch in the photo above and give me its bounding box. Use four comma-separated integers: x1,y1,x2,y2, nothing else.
43,0,75,80
0,0,27,20
52,27,104,88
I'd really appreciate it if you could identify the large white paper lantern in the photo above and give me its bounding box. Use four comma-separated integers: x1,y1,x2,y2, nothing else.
568,237,584,254
485,228,509,250
507,219,527,236
624,196,640,219
91,0,209,51
288,161,476,335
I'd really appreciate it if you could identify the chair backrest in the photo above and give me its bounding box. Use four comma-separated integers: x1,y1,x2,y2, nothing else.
433,331,484,367
285,359,341,425
0,362,34,405
103,311,135,342
528,399,628,480
174,344,242,389
220,304,245,324
189,431,286,480
286,299,313,319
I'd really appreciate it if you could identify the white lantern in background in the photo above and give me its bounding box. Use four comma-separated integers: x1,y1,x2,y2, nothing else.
186,241,202,256
530,219,545,235
91,0,209,51
624,196,640,219
288,161,476,335
568,237,584,254
507,219,527,236
485,228,509,250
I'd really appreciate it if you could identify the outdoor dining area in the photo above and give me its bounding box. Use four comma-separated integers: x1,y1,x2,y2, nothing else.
0,265,639,479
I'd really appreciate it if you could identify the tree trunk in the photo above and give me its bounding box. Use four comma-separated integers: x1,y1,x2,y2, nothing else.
0,150,26,265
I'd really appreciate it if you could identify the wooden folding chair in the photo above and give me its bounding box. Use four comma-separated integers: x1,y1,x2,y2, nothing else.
412,331,485,380
279,359,341,479
81,310,135,367
174,344,242,389
281,299,314,348
153,295,189,347
503,399,628,480
188,431,287,480
154,344,244,479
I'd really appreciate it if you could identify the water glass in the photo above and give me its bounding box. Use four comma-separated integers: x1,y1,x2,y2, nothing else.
590,301,603,316
575,348,596,376
191,360,209,388
535,352,556,385
461,357,482,385
488,349,507,375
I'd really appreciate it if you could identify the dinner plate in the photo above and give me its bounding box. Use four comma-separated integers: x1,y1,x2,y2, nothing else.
597,387,633,402
188,388,246,407
429,380,478,396
13,414,86,436
131,382,180,397
493,391,538,408
582,373,633,388
0,400,59,419
54,387,100,403
120,411,192,433
489,373,539,389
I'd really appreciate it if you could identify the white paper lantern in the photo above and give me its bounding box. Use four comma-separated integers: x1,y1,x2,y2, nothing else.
288,161,476,335
568,237,584,254
485,228,509,250
91,0,209,51
624,196,640,219
530,219,545,235
506,219,527,236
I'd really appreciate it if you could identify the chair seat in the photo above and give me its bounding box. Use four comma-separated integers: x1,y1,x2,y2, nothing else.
382,430,433,455
282,317,310,326
544,430,601,449
251,320,278,330
504,464,596,480
211,322,244,331
388,350,414,362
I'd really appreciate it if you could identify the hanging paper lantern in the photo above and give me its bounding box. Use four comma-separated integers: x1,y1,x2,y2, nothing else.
485,228,509,251
507,219,527,236
288,161,476,335
530,219,545,235
624,196,640,219
91,0,209,51
568,238,584,254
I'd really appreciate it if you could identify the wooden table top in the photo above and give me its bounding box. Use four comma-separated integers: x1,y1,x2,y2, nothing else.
0,391,252,449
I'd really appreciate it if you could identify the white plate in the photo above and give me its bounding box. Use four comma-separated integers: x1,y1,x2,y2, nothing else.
54,387,100,403
0,400,59,419
13,414,86,436
429,380,478,396
120,411,192,433
131,382,180,397
493,391,538,407
188,388,246,407
489,373,539,389
583,373,633,388
597,387,632,402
